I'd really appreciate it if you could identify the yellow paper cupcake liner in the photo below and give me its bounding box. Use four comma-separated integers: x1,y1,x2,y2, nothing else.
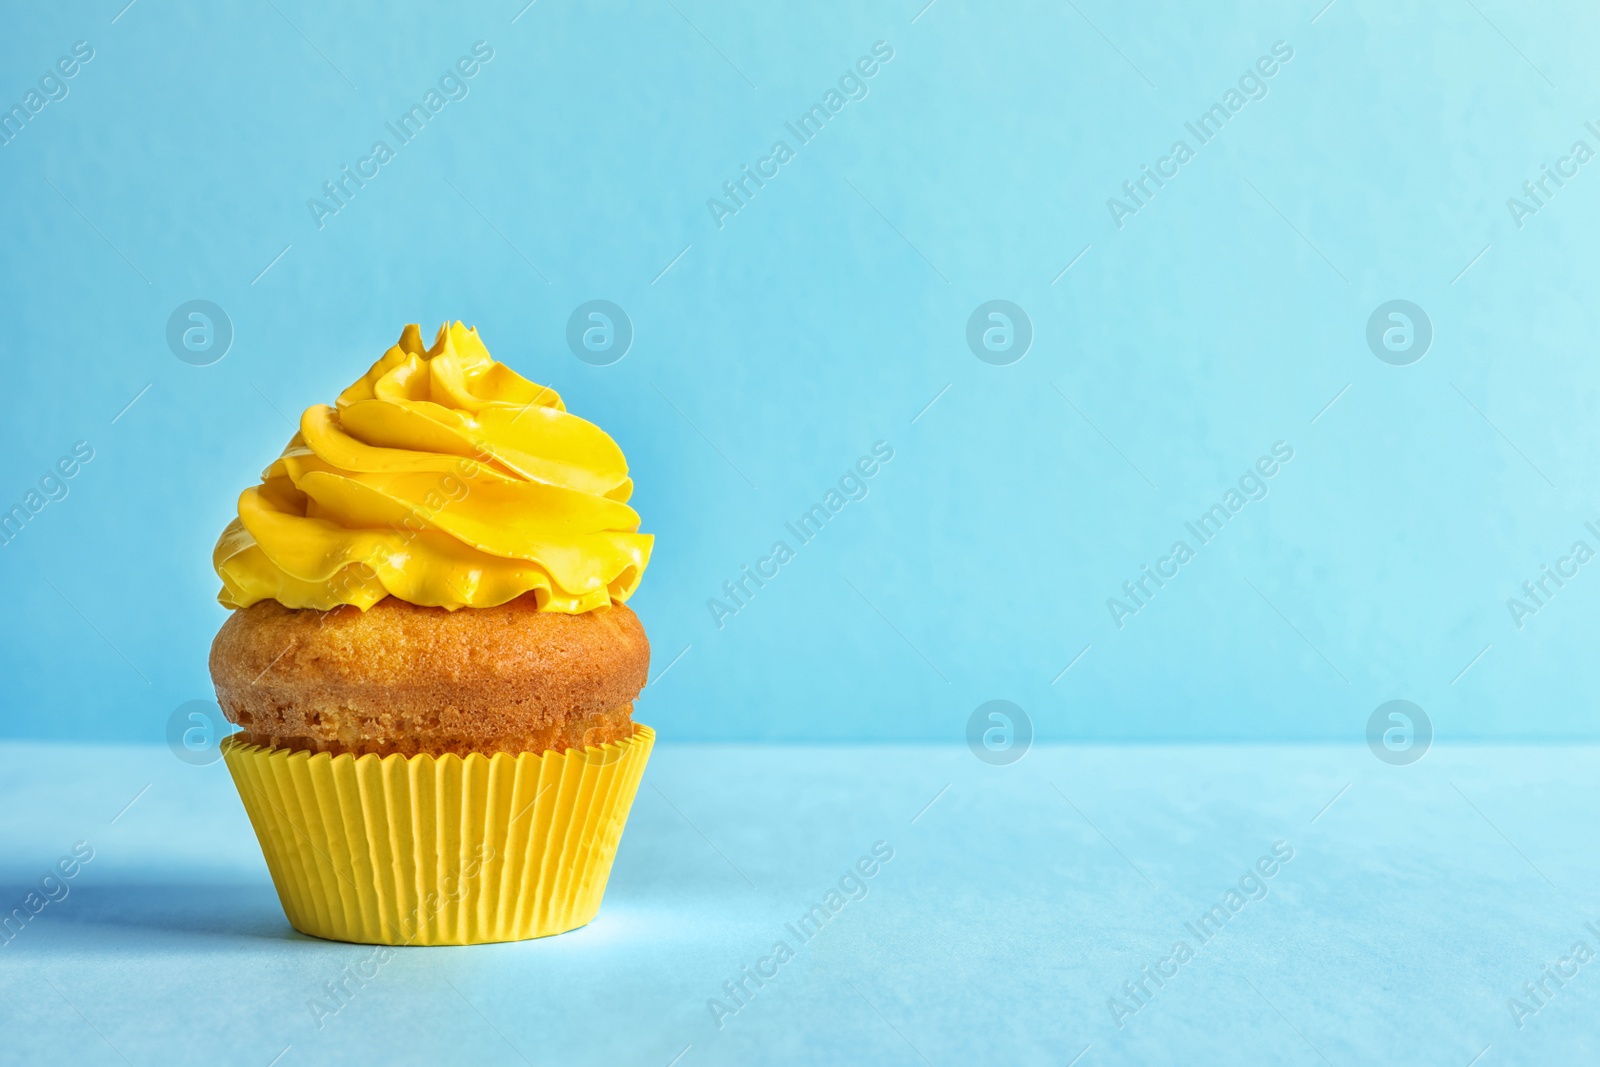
222,724,653,945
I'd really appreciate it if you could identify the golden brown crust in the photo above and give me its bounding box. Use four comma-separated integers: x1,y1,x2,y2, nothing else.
209,596,649,757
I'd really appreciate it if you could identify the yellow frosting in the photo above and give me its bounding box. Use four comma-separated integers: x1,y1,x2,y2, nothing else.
214,322,651,613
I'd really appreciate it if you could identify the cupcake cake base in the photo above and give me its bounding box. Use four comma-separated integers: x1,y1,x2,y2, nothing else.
223,724,653,946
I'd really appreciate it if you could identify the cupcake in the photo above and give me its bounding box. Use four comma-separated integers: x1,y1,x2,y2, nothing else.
209,321,654,945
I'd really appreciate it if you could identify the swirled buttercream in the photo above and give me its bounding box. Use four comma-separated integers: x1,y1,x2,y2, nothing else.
213,322,651,613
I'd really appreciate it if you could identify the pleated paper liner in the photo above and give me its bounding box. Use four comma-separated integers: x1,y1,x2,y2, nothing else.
222,723,654,945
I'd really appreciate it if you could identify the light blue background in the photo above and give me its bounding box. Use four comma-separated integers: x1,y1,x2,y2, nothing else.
2,0,1597,743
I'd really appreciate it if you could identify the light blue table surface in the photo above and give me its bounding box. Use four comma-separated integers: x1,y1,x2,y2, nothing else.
2,741,1596,1066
